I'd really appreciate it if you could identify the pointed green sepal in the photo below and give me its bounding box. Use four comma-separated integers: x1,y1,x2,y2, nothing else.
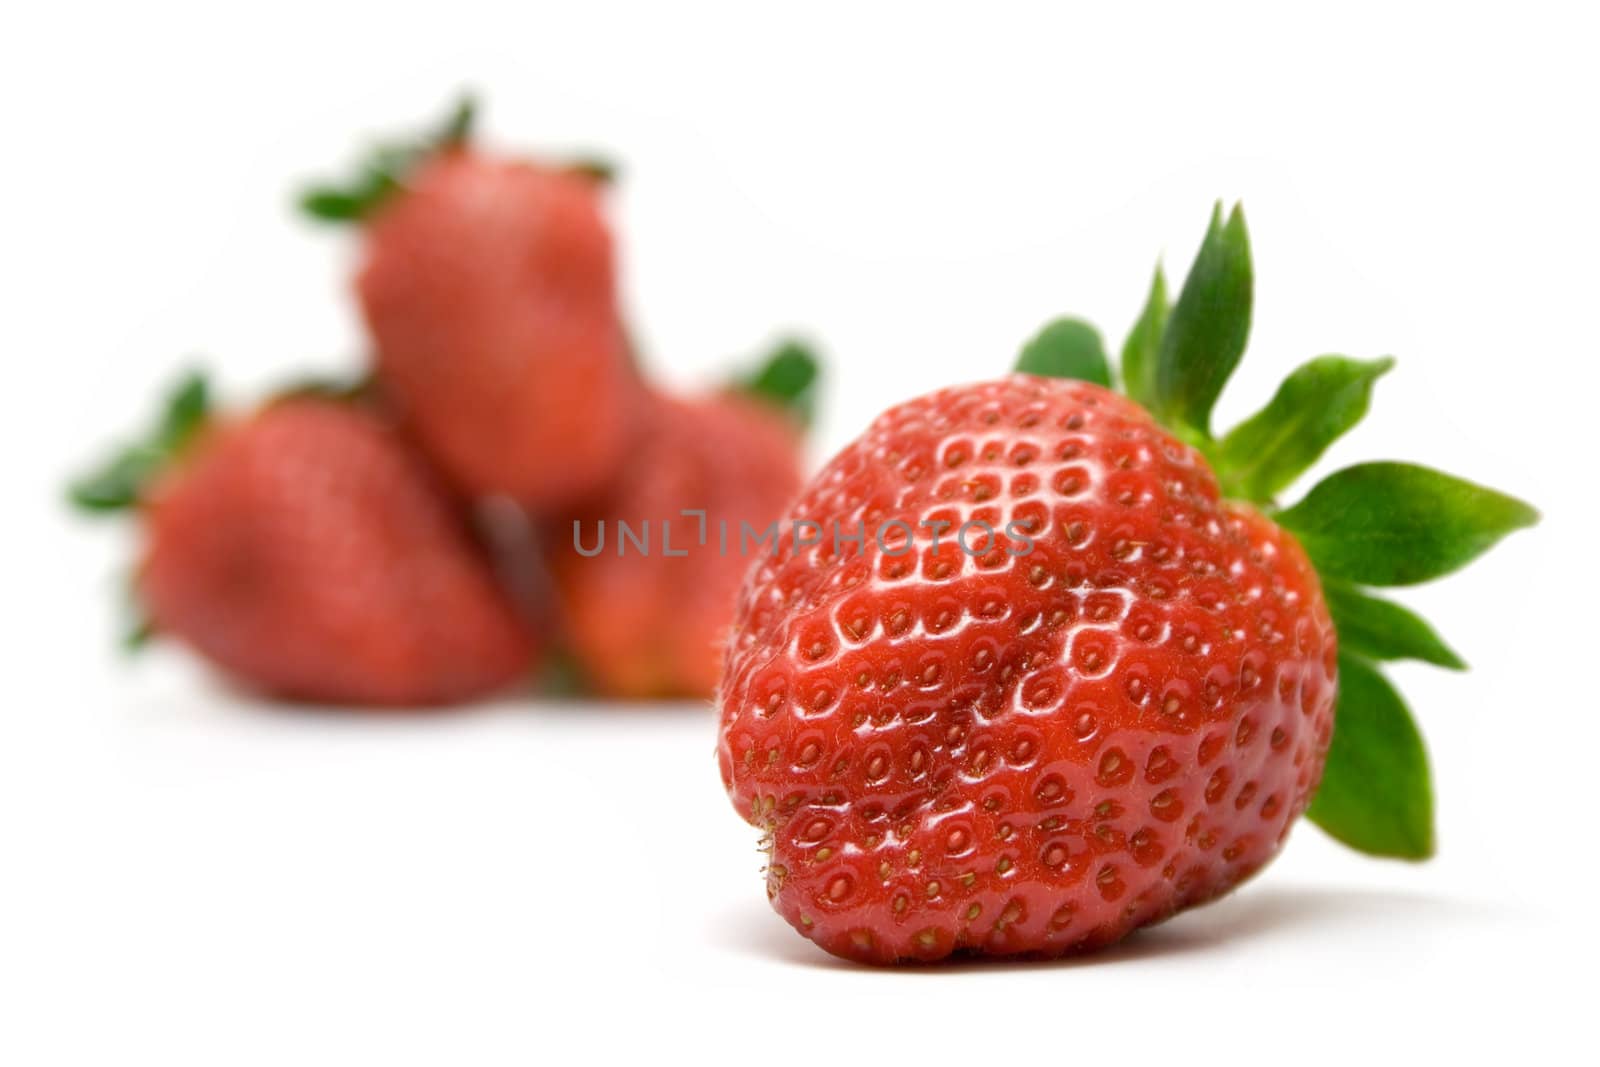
272,370,376,405
1119,263,1168,409
435,94,477,146
1215,355,1394,503
114,565,156,654
563,156,619,185
68,370,211,513
298,92,478,224
1325,582,1466,670
123,615,155,652
733,339,821,429
1015,317,1112,387
1307,652,1435,859
1277,461,1539,586
1153,202,1252,437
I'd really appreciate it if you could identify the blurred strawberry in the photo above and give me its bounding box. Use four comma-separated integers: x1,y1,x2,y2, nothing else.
302,96,638,509
544,341,819,699
70,373,538,707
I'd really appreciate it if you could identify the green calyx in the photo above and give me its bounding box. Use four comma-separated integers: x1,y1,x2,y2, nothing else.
298,96,621,225
68,369,211,512
1012,202,1539,861
732,338,822,430
1017,318,1112,388
562,156,621,186
271,369,376,405
69,368,216,654
298,93,478,224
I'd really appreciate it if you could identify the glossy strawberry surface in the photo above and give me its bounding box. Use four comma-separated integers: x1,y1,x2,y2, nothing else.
140,399,536,706
547,391,804,698
717,375,1336,962
357,149,637,508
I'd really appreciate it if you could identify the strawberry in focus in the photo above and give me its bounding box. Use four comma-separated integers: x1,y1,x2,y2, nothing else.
719,377,1335,960
544,342,816,699
306,97,638,509
716,206,1537,963
72,376,537,706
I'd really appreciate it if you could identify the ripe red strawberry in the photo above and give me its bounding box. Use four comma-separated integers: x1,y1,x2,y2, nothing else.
544,343,816,698
305,97,638,509
71,375,537,706
716,205,1537,963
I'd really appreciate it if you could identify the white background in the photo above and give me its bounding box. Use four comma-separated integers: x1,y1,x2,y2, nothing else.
4,2,1598,1063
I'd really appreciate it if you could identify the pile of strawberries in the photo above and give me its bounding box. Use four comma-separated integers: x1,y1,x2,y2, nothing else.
71,97,816,706
73,97,1542,965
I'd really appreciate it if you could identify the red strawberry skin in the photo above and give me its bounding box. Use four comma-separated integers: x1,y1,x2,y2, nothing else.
546,391,804,699
138,399,536,706
717,375,1336,962
356,150,637,508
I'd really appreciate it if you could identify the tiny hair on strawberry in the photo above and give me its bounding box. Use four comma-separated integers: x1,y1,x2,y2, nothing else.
715,203,1537,964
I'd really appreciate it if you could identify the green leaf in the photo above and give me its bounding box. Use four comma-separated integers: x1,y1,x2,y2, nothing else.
121,569,155,653
68,448,163,512
159,372,210,443
1216,355,1394,503
735,339,821,428
68,371,211,513
1154,202,1252,436
123,616,155,652
272,370,375,404
299,186,386,223
563,156,619,185
435,94,477,147
1015,317,1112,387
298,92,478,225
1325,582,1465,670
1307,652,1434,859
1277,461,1539,586
1120,264,1168,409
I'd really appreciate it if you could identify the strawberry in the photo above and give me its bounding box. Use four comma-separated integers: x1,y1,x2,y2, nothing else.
70,374,537,707
303,97,638,508
716,205,1537,963
543,342,817,699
